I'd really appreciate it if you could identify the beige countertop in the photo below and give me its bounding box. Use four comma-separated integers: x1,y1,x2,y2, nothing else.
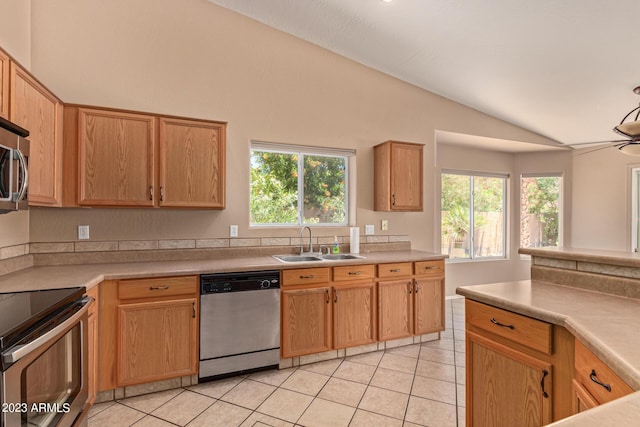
456,279,640,426
0,249,445,293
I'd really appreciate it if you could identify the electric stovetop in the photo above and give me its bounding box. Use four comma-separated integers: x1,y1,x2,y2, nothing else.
0,287,85,355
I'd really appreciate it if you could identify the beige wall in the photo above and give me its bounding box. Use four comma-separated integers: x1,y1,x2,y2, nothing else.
436,143,572,292
571,147,639,251
0,0,30,249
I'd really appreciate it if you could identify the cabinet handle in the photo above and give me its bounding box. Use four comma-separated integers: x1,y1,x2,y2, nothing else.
390,269,401,273
590,370,612,392
326,289,330,304
490,317,515,330
192,302,196,318
334,289,338,303
414,283,419,294
160,185,164,202
149,286,170,291
299,275,315,279
392,194,396,206
424,266,436,270
348,271,362,276
408,282,413,294
540,369,549,398
149,186,154,201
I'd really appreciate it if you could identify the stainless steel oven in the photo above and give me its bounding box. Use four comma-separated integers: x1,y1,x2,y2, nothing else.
0,288,91,427
0,116,29,214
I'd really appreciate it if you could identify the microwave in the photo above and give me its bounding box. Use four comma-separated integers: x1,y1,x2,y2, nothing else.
0,116,29,214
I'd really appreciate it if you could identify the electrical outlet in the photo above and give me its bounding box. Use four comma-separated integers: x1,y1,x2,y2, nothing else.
365,224,375,235
78,225,90,240
230,225,238,238
381,219,389,231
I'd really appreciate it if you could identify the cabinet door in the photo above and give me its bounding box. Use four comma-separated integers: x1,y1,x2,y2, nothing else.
333,282,376,349
414,277,445,335
0,50,8,118
117,298,197,386
467,331,552,427
572,379,598,414
158,117,225,208
78,108,155,206
281,287,332,358
378,279,413,341
390,142,423,210
10,62,63,205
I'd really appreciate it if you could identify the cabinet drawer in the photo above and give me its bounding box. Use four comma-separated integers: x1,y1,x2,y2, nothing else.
282,268,330,286
575,339,633,405
466,300,552,354
118,276,198,300
333,264,376,282
414,260,444,277
377,262,412,278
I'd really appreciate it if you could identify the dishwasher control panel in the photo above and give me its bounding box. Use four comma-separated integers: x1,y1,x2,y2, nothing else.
200,270,280,294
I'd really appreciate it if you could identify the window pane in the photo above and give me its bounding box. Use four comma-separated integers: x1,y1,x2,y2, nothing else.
473,176,505,257
441,174,471,259
250,151,299,224
520,176,561,248
302,155,346,224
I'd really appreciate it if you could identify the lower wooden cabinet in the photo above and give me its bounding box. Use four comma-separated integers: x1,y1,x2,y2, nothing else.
465,300,575,426
572,338,633,413
281,286,332,358
86,286,99,405
378,279,413,341
467,331,553,426
414,276,445,335
117,298,198,386
333,281,376,349
97,276,199,390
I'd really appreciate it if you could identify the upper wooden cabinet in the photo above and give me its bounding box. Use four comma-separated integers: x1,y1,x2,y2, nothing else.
63,105,226,208
78,108,155,207
374,140,424,211
0,49,8,119
159,117,225,208
10,61,63,206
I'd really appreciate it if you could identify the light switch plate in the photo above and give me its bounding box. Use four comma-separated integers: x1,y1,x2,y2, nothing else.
230,225,239,238
365,224,374,235
381,219,389,231
78,225,90,240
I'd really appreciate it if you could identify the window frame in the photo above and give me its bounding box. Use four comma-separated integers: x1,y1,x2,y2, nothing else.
441,169,508,262
519,173,563,250
249,141,355,227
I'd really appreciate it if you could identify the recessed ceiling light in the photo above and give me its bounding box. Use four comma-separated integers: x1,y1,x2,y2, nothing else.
382,0,393,3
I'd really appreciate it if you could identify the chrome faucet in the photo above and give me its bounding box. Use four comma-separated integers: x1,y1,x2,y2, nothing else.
299,226,313,255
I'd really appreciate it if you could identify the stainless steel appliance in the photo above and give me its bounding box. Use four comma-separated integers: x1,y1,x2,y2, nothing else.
0,116,29,213
199,271,280,380
0,288,92,427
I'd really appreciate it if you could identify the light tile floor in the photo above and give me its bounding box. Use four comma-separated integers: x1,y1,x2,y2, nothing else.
88,297,466,427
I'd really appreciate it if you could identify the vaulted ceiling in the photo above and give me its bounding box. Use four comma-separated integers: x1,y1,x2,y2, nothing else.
209,0,640,148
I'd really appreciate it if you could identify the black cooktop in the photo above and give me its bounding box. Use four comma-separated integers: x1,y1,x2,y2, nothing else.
0,287,85,353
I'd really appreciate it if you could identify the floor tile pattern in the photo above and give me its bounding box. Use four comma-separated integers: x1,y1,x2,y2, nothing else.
89,298,466,426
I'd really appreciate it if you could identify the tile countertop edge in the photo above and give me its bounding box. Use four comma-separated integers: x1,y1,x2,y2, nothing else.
457,279,640,426
0,250,447,293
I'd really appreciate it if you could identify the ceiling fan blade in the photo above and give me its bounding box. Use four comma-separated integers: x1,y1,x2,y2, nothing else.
566,139,629,147
573,143,617,156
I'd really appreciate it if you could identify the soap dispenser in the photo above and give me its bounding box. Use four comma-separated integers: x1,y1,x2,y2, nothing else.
332,236,340,254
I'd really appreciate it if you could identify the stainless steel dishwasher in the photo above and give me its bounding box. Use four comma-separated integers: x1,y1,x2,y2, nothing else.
199,270,280,381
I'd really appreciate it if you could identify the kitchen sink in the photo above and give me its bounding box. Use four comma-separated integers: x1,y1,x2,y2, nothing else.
273,254,365,263
321,254,364,260
273,255,323,263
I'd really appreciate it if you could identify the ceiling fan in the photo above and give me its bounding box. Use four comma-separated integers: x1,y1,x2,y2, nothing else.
570,86,640,156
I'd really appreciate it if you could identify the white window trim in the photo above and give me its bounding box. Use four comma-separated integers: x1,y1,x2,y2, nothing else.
250,141,356,228
441,169,509,262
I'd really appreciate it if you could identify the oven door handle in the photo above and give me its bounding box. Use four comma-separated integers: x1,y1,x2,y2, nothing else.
2,296,93,365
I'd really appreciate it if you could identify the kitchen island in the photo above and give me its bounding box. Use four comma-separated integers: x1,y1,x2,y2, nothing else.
457,247,640,426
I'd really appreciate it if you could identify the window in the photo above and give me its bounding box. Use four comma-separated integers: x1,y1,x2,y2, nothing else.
250,142,353,226
520,174,562,248
441,171,507,260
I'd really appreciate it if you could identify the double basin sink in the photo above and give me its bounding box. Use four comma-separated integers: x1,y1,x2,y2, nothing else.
273,253,365,263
